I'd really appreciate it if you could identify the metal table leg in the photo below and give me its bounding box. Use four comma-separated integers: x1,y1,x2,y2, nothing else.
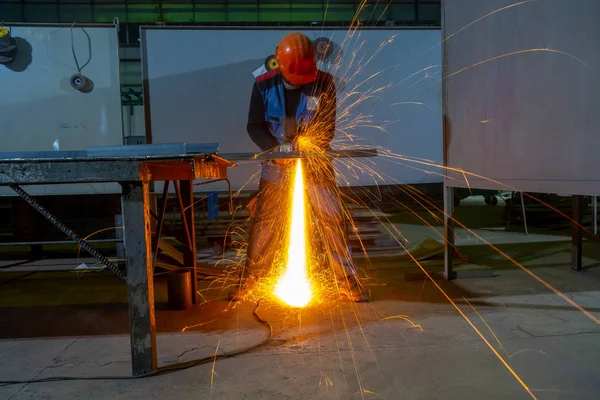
179,180,198,304
121,181,157,376
520,192,528,235
444,185,456,280
571,195,583,271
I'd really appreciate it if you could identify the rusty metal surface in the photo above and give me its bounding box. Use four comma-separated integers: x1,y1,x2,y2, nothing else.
0,155,232,185
0,160,142,185
193,158,230,180
122,181,158,376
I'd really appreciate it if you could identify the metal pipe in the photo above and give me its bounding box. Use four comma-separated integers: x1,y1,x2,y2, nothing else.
167,269,192,310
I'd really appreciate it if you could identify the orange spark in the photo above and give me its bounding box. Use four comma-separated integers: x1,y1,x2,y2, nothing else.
274,159,312,308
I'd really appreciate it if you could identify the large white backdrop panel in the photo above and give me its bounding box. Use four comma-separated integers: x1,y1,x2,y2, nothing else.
444,0,600,196
141,27,442,191
0,23,123,196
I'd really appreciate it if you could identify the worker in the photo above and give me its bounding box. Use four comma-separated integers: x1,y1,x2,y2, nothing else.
230,32,369,303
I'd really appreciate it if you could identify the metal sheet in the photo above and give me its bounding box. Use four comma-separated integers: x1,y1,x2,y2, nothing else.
0,23,123,196
87,143,219,158
443,0,600,196
220,148,378,161
0,151,88,160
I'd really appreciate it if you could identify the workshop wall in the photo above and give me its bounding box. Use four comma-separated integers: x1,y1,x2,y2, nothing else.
141,27,442,191
0,24,123,196
444,0,600,196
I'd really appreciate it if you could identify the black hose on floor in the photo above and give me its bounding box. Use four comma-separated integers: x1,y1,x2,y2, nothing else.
0,301,271,386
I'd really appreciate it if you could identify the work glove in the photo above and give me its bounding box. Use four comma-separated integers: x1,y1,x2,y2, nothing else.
271,142,296,166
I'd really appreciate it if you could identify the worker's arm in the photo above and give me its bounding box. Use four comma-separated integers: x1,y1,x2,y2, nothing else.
247,82,280,152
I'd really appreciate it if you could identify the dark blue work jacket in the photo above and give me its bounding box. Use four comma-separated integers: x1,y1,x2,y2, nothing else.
254,68,336,184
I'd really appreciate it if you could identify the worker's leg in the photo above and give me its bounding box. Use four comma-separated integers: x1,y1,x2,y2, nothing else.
306,164,369,302
306,182,357,279
244,166,292,278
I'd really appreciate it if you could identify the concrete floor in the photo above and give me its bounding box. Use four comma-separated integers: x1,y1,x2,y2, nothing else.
1,200,600,399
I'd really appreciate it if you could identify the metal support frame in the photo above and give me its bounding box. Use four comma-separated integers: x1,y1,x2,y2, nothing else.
179,180,198,305
443,185,455,280
593,196,598,235
505,191,528,235
173,181,192,248
121,181,157,375
571,195,583,271
115,214,125,260
520,192,528,235
443,185,494,280
152,180,170,265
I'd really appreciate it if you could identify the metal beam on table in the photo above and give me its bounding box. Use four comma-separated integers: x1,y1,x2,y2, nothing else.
571,195,583,271
121,181,157,376
219,148,378,161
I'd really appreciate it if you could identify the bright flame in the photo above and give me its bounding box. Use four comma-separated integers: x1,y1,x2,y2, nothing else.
274,159,312,308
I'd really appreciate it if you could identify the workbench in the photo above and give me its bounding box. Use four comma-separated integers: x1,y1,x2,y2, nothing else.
0,144,377,376
0,146,234,376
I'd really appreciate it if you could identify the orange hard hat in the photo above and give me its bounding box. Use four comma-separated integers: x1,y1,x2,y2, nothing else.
275,33,318,85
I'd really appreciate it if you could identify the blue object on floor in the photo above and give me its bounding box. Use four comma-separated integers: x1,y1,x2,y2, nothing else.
207,192,219,222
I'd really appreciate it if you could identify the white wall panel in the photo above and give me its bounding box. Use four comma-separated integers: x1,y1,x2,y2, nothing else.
0,23,123,195
443,1,600,196
141,27,442,191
